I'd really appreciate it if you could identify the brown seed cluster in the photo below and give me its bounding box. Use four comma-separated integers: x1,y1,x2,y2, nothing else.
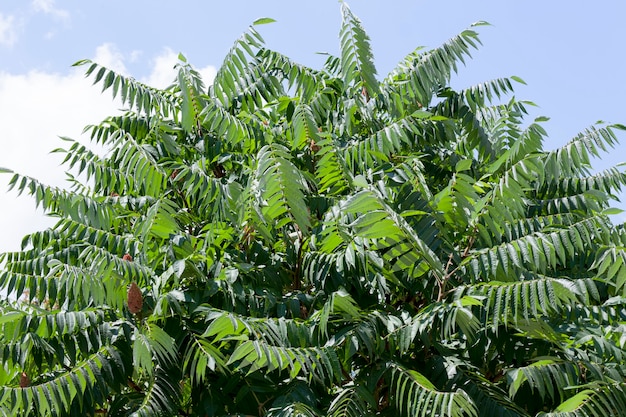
19,372,29,388
127,282,143,314
122,253,133,262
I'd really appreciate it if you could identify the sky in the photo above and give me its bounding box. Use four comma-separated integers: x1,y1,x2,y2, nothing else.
0,0,625,253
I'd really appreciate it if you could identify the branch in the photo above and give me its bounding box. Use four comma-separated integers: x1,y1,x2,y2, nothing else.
437,228,477,302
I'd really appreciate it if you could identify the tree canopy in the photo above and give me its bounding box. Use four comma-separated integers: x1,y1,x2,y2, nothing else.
2,3,626,416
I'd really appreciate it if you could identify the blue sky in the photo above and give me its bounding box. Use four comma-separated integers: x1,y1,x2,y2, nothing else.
0,0,625,252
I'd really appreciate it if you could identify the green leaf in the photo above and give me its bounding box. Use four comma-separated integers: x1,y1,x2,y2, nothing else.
253,17,276,25
2,6,626,417
456,159,473,172
339,2,380,98
511,75,527,84
553,389,594,412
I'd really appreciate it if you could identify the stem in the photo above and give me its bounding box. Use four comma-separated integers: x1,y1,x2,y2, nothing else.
247,381,269,416
293,236,303,291
127,378,143,393
437,252,456,302
437,229,478,302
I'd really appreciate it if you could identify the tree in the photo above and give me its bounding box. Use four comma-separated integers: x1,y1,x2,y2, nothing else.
1,3,626,416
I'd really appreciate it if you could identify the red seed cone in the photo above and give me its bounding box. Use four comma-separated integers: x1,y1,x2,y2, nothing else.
309,139,320,153
19,372,29,388
127,282,143,314
122,253,133,261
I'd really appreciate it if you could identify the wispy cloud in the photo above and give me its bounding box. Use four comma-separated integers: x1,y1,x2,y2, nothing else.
94,43,129,75
0,43,217,253
90,44,217,89
0,67,120,252
0,63,124,249
31,0,70,21
143,47,217,89
0,13,18,47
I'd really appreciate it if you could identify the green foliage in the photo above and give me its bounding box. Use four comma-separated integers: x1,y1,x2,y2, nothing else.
1,2,626,416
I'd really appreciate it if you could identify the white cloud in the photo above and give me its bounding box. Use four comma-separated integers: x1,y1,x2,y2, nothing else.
142,48,217,89
0,67,121,253
197,65,217,88
0,43,217,253
129,50,143,63
93,43,128,75
142,48,180,89
31,0,70,21
0,13,18,47
89,45,217,88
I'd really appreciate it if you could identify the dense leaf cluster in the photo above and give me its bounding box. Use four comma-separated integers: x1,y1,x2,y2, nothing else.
2,3,626,416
